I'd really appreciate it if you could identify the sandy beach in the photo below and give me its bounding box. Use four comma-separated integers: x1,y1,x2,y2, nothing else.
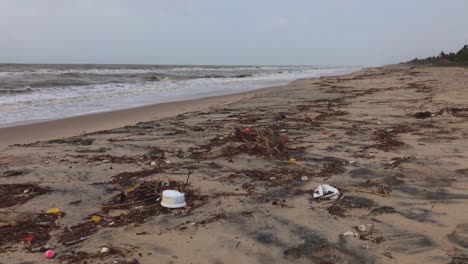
1,66,468,264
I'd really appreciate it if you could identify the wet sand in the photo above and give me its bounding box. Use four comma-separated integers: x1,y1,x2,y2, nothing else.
1,67,468,264
0,90,268,148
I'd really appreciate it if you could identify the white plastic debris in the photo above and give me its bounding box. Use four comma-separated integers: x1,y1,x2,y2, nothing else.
269,177,277,181
161,190,186,208
101,247,110,253
301,176,309,182
342,231,356,237
358,224,367,232
150,161,157,166
313,184,340,200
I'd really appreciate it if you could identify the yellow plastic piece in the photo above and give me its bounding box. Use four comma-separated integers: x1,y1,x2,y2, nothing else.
124,184,140,195
46,208,61,215
91,215,101,224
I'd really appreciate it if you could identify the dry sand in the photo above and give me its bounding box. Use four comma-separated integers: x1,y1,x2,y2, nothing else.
1,67,468,264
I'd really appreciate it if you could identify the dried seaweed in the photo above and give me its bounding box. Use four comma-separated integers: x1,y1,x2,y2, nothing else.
58,222,97,245
47,137,94,146
222,128,290,159
101,180,201,226
0,184,49,208
86,154,138,164
315,110,348,121
58,247,126,264
373,129,405,151
111,169,163,187
0,213,59,248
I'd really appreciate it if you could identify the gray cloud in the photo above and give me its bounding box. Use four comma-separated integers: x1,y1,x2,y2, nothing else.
1,0,467,66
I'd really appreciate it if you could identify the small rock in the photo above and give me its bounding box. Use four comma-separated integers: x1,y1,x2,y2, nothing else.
269,177,276,181
300,176,309,182
150,161,157,166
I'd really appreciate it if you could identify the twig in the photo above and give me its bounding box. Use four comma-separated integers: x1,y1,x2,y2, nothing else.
100,197,155,209
185,168,192,185
64,236,90,245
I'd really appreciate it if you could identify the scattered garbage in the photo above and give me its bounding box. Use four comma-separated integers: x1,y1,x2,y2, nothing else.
300,176,309,182
45,249,55,259
269,177,277,181
161,190,186,208
150,161,157,166
243,128,252,134
313,184,340,200
290,158,296,164
100,247,110,253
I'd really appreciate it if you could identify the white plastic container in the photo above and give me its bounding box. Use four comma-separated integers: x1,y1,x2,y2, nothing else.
161,190,186,208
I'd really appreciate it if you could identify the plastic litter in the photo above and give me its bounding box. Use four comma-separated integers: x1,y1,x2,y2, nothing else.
212,118,224,122
161,190,186,208
150,161,157,166
269,177,276,181
101,247,110,253
342,231,356,237
23,235,34,244
45,249,55,259
46,208,61,215
91,215,101,224
243,128,252,134
300,176,309,182
290,158,296,164
313,184,340,200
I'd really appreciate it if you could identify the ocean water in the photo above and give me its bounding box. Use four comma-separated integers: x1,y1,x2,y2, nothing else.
0,64,359,126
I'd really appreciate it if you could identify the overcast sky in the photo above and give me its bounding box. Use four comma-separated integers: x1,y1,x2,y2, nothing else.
1,0,467,66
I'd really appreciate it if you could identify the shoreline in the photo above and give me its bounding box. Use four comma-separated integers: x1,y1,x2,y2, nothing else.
0,71,362,149
0,82,287,149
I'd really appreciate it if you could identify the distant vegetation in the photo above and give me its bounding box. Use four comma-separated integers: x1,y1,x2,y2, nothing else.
404,44,468,66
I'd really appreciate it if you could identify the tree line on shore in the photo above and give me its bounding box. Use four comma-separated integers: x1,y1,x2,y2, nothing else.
404,44,468,66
